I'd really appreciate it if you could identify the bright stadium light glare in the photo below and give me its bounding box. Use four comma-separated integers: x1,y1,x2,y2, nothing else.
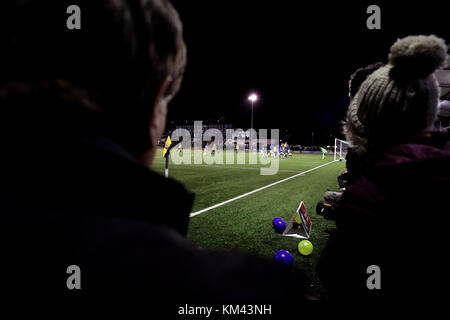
248,94,258,102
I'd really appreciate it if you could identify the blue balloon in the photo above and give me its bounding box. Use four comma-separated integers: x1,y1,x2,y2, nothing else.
273,250,294,266
272,217,286,233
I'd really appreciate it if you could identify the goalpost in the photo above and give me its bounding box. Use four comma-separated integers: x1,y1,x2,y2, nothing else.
334,138,349,161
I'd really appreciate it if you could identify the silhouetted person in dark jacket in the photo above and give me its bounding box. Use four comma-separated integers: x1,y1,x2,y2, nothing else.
0,0,307,304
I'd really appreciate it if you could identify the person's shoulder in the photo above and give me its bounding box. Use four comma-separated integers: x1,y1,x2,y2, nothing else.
145,169,195,209
380,136,450,166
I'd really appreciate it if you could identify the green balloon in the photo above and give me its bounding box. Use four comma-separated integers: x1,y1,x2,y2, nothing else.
298,240,313,256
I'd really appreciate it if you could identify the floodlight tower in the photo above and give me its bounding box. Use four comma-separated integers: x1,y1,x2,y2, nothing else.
248,93,258,144
248,94,258,141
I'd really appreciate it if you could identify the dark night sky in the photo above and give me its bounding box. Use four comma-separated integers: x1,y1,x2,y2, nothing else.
167,0,449,145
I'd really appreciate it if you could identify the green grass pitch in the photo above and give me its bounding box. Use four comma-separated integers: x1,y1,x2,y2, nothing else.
152,149,345,297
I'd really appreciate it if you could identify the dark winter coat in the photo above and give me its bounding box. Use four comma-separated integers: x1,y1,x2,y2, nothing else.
318,137,450,301
0,105,307,304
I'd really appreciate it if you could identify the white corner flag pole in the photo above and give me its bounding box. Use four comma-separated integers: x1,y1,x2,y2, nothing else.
165,153,169,179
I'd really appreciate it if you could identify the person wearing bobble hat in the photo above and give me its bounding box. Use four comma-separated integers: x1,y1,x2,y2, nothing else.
317,35,450,301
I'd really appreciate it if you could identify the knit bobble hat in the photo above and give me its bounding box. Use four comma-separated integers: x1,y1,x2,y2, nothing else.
344,35,448,154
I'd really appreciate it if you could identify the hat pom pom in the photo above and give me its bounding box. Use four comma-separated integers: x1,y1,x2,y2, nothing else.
389,35,448,79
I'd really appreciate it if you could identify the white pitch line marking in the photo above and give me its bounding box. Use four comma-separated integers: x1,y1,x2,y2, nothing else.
174,163,301,173
190,160,336,218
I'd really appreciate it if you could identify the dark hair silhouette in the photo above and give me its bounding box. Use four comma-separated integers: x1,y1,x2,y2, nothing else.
0,0,186,155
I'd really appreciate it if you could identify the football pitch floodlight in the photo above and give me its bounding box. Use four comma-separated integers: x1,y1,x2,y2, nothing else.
248,94,258,141
248,94,258,103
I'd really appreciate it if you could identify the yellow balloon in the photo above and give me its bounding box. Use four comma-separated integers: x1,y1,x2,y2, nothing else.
298,240,313,256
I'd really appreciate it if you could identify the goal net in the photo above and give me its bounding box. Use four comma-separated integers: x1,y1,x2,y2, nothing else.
334,138,349,161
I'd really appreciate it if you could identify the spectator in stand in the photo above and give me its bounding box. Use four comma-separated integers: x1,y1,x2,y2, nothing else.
318,35,450,301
